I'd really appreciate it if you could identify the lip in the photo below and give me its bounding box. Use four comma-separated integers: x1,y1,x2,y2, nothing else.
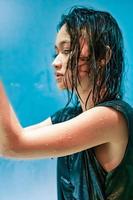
55,72,64,81
55,72,64,77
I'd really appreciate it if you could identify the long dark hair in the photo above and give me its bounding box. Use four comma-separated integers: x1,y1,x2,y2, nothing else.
57,6,124,109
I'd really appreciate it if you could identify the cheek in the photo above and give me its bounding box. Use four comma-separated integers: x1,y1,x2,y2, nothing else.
61,55,69,72
65,69,72,81
63,69,73,88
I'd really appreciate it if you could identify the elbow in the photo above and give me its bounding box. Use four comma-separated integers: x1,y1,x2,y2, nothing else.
2,128,25,159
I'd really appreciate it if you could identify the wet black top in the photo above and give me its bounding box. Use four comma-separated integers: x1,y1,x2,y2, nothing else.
51,100,133,200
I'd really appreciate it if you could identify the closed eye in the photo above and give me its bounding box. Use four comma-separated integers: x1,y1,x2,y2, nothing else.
62,49,71,55
53,50,71,58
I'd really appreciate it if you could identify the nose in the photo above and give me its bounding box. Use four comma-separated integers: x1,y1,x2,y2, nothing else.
52,55,62,69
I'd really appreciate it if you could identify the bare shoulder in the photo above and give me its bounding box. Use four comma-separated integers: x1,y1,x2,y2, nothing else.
89,105,128,141
72,105,128,141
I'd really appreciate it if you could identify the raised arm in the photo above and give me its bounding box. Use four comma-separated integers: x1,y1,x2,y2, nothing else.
0,82,52,158
0,82,128,160
0,82,22,155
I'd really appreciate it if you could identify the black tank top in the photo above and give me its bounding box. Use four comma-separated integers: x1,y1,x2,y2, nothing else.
51,100,133,200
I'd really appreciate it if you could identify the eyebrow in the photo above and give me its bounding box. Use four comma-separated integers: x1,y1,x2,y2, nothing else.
55,40,71,49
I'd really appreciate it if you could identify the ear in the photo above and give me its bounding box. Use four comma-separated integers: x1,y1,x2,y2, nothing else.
99,45,112,67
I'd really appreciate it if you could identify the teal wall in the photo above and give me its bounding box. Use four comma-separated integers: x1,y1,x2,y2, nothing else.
0,0,132,199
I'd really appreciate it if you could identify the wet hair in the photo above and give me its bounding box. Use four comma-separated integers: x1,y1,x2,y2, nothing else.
57,6,124,109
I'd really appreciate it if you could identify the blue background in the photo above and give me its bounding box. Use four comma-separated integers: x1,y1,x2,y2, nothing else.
0,0,133,199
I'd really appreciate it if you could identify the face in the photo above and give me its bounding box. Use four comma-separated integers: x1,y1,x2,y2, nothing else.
52,24,90,90
52,24,71,89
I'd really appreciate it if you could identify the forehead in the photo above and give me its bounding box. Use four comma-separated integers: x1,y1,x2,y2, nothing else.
55,24,71,46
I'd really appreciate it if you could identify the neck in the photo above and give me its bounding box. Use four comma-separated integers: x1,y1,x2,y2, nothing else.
76,85,94,112
75,71,95,111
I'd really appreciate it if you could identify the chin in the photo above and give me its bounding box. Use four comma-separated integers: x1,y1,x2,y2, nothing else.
57,83,66,90
57,83,72,90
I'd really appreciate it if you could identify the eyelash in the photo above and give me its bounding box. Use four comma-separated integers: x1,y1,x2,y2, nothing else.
53,50,71,58
62,49,71,55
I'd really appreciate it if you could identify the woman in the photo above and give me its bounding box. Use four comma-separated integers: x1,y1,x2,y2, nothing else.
0,6,133,200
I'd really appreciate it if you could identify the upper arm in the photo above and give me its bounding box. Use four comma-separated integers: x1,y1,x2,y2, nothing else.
9,106,128,159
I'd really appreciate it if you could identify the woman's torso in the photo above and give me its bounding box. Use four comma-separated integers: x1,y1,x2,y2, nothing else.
51,100,133,200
